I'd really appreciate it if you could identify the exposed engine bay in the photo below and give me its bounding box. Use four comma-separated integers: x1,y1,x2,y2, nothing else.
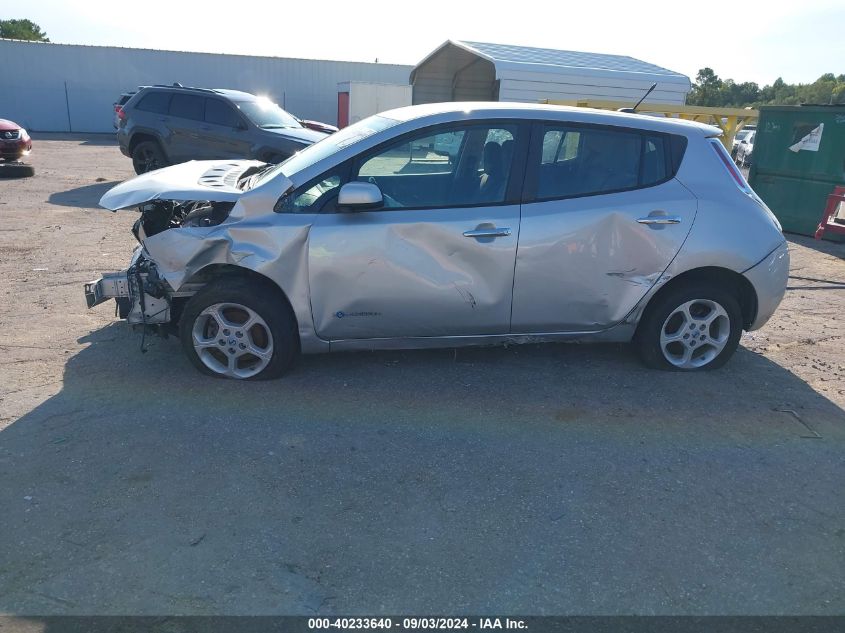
132,199,235,242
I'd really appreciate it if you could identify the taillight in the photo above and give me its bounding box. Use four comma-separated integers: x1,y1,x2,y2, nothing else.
117,106,127,121
710,139,753,195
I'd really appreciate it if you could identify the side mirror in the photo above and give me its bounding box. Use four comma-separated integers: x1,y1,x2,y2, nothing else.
337,182,383,211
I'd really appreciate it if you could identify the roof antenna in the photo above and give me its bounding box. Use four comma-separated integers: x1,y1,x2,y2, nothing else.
618,82,657,114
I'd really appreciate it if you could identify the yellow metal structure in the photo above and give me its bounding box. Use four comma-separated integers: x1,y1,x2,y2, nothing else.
541,99,758,149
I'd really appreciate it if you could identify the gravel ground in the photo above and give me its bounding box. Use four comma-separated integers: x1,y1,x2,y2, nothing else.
1,135,844,616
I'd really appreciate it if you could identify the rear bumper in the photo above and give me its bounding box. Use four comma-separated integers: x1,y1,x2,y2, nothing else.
743,240,790,331
116,131,130,157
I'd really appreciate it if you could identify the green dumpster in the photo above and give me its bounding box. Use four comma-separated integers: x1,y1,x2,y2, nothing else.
749,105,845,238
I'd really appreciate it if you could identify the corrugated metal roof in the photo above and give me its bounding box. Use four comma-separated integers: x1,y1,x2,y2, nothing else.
456,40,687,79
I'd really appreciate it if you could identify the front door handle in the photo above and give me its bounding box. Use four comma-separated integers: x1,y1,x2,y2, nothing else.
636,216,682,225
463,227,511,238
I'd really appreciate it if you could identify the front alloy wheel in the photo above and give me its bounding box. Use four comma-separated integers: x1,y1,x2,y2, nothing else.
179,278,298,380
191,303,274,379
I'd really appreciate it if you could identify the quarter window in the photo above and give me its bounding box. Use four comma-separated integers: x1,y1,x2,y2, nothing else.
135,91,171,114
641,136,667,185
537,126,641,199
276,169,346,213
354,123,520,209
169,94,204,121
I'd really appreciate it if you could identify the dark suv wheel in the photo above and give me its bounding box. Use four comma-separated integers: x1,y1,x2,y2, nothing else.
131,141,168,174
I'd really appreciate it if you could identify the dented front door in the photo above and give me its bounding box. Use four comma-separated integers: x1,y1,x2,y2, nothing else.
308,204,520,340
510,179,697,332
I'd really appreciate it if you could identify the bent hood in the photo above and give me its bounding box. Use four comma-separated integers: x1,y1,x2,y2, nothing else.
263,126,328,144
100,159,265,211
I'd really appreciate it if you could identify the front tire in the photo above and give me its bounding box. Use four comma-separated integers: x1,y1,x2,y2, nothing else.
634,284,743,371
178,279,298,380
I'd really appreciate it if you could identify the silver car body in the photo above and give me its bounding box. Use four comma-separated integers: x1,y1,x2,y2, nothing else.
89,102,788,356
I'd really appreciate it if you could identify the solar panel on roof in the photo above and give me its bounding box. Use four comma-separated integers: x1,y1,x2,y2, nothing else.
458,40,686,77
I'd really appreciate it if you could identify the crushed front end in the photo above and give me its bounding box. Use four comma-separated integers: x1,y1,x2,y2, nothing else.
84,195,239,334
84,247,172,330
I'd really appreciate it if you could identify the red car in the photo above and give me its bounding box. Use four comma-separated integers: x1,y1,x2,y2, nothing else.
297,118,339,134
0,119,32,161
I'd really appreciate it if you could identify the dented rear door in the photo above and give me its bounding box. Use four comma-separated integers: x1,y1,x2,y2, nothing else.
308,203,520,340
511,178,697,332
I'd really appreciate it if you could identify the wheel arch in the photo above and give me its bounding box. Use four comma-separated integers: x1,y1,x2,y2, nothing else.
638,266,758,331
128,131,167,157
175,264,299,333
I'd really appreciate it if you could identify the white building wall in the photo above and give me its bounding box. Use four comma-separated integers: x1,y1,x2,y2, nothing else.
0,40,412,133
497,71,688,106
338,82,412,125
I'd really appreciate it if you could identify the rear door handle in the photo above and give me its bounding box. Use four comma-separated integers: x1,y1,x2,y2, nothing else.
636,216,682,225
463,227,511,238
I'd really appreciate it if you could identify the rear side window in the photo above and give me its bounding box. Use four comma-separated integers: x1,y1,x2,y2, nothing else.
205,99,243,128
135,91,171,114
169,94,204,121
536,126,641,199
533,125,684,200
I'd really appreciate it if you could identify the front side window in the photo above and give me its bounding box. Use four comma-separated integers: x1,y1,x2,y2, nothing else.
354,123,520,209
205,99,243,128
535,125,674,200
169,94,204,121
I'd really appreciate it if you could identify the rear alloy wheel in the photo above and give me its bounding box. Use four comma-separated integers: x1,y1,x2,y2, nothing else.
179,279,298,380
131,141,168,174
635,285,743,371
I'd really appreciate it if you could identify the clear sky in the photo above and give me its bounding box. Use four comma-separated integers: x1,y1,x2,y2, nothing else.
3,0,843,86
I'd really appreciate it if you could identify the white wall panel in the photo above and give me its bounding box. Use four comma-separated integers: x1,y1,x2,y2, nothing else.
0,40,412,132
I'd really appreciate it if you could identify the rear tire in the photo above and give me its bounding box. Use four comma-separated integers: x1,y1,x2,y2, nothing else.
634,284,743,371
132,140,168,174
178,278,299,380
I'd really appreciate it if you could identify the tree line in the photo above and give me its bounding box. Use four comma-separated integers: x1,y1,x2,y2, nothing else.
687,67,845,107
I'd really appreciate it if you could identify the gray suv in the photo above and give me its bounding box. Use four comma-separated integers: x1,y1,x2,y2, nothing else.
116,86,328,174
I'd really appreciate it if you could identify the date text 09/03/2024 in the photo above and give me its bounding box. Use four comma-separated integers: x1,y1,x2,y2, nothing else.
307,618,528,630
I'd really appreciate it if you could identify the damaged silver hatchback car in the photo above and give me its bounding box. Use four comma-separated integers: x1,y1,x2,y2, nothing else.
85,102,789,379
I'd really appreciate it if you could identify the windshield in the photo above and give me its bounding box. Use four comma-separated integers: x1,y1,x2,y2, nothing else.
254,114,400,186
235,99,302,129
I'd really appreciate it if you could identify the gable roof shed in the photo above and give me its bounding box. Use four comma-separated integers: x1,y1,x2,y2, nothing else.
410,40,691,106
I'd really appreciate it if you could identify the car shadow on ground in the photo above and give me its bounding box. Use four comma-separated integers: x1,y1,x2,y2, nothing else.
2,323,844,615
48,181,122,209
31,133,118,147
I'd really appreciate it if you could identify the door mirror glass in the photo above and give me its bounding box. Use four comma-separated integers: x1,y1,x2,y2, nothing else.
338,182,383,210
